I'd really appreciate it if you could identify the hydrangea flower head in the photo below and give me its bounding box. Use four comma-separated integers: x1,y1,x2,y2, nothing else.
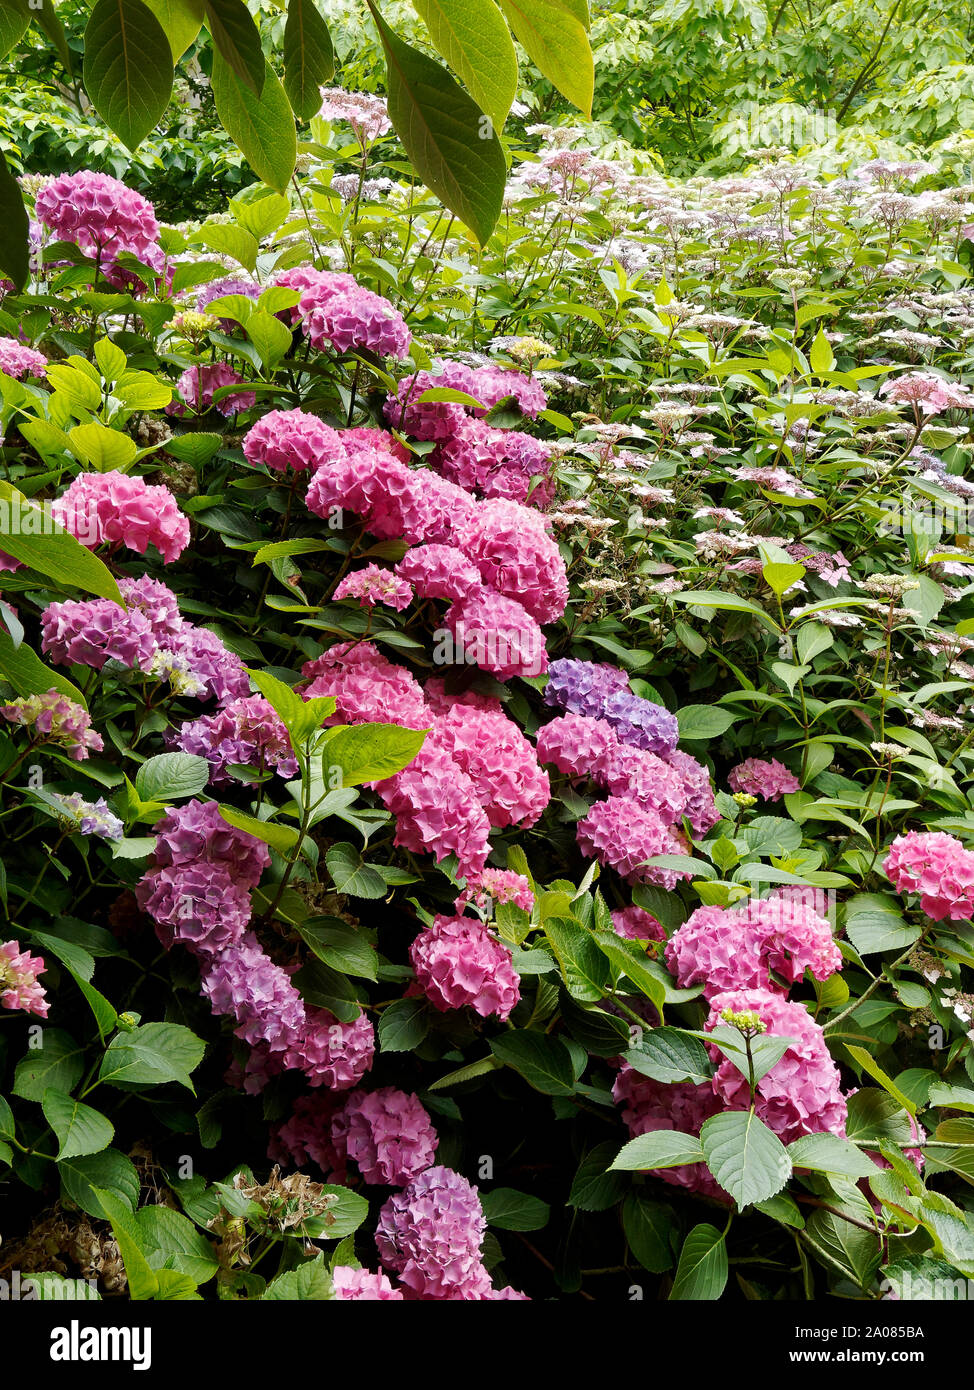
332,1087,438,1186
0,940,49,1017
334,564,413,611
0,689,103,760
409,915,520,1019
242,408,343,473
52,470,190,563
375,1165,487,1299
727,757,800,802
884,830,974,920
0,338,47,379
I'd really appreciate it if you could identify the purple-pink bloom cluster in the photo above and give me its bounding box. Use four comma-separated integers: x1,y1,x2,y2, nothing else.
409,914,520,1020
727,756,800,802
0,337,47,379
0,689,103,761
884,830,974,921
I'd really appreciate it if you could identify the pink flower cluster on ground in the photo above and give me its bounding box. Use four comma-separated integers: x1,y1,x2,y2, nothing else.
0,689,103,760
52,470,190,563
727,756,800,802
409,914,520,1020
884,830,974,920
0,939,49,1017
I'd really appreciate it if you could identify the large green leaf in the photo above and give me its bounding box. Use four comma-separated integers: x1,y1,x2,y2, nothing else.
623,1192,676,1273
143,0,204,58
625,1027,714,1086
135,752,209,802
0,148,29,290
367,2,506,246
211,51,296,192
98,1022,205,1093
321,722,427,785
611,1129,705,1171
0,630,88,707
0,482,123,602
480,1187,550,1231
788,1132,884,1179
490,1031,576,1096
494,0,593,116
13,1030,85,1102
283,0,334,121
204,0,264,94
669,1224,728,1300
0,0,30,60
699,1110,791,1208
42,1088,115,1160
83,0,174,150
59,1148,141,1218
412,0,517,133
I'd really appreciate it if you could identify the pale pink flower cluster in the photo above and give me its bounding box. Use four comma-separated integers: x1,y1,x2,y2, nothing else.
395,544,482,602
52,470,190,563
0,689,103,760
242,408,344,473
409,914,520,1020
880,372,974,415
332,1267,403,1300
0,939,49,1017
318,88,391,144
455,868,534,916
577,795,689,888
35,171,163,278
884,830,974,920
0,337,47,379
727,756,800,802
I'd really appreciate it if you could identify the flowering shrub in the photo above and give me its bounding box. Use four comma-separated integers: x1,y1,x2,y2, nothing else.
3,83,974,1310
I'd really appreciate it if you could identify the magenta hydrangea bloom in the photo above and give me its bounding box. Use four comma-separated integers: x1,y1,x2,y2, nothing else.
612,1067,727,1201
428,706,550,828
52,470,190,563
596,742,686,824
535,713,618,781
0,337,47,379
422,677,502,716
332,1267,404,1300
41,596,158,671
611,905,666,943
455,868,534,915
117,575,183,640
434,419,555,506
576,795,689,888
269,1092,346,1180
665,749,721,836
35,170,160,263
457,497,567,625
706,988,848,1144
286,1005,375,1091
409,914,520,1020
302,641,429,729
201,932,306,1055
307,447,477,546
665,904,765,998
395,544,483,602
375,1165,487,1300
174,695,298,783
149,800,270,888
272,266,358,324
884,830,974,920
298,277,411,358
332,1087,438,1186
739,892,843,987
727,757,800,802
0,940,49,1018
544,659,632,718
334,564,413,611
137,861,252,956
0,689,103,760
167,363,256,417
161,625,250,704
373,744,490,875
443,588,548,680
242,408,344,473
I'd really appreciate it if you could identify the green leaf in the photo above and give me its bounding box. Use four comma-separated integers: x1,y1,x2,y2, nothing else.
13,1030,85,1102
377,996,429,1052
846,1089,919,1147
98,1022,205,1093
321,722,427,785
301,1186,370,1239
323,841,385,898
246,310,293,369
494,0,593,116
218,806,300,856
0,630,87,706
211,51,297,193
367,2,506,246
283,0,334,121
135,753,209,802
762,561,805,596
809,325,835,374
480,1187,550,1231
676,704,737,740
788,1132,884,1179
68,422,138,472
60,1149,141,1218
489,1031,576,1096
843,893,920,955
568,1140,628,1210
0,0,30,62
412,0,517,133
135,1205,219,1284
83,0,174,150
846,1045,917,1117
91,1187,159,1300
671,589,780,632
204,0,265,94
263,1255,333,1299
0,147,29,290
700,1110,791,1208
0,482,123,602
670,1224,728,1300
42,1088,114,1161
625,1028,714,1086
143,0,204,58
623,1191,676,1273
611,1130,705,1171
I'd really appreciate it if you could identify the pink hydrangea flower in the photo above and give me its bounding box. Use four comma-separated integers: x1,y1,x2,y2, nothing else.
536,713,618,781
880,372,974,414
334,564,413,611
332,1267,404,1300
595,742,686,825
455,868,534,916
375,1165,487,1300
136,861,252,956
428,706,550,828
271,266,358,324
242,408,344,473
301,641,429,729
706,988,848,1144
0,689,103,760
727,757,800,802
201,932,306,1055
286,1005,375,1091
443,587,548,680
52,470,190,563
149,800,270,887
423,677,502,716
373,744,490,875
298,277,411,358
665,749,721,836
41,596,158,671
161,625,250,703
332,1087,438,1186
884,830,974,920
117,575,183,640
318,88,391,144
269,1092,346,1179
576,795,689,888
174,695,298,783
409,914,520,1020
167,363,256,417
611,905,666,942
0,940,49,1017
35,170,160,263
434,419,555,506
0,338,47,379
457,497,567,625
395,544,483,602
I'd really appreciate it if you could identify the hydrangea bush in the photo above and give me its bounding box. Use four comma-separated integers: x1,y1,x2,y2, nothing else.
1,99,974,1305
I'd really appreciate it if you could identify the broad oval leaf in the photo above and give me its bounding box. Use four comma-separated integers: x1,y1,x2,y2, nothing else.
494,0,593,117
42,1088,115,1161
83,0,174,151
412,0,517,134
211,51,297,193
283,0,334,121
699,1110,791,1208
